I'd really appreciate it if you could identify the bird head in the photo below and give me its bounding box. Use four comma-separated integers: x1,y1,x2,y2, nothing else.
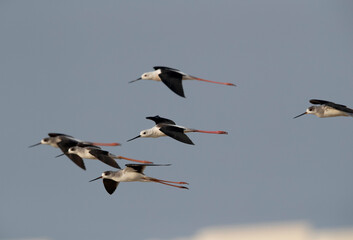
40,137,51,145
129,71,155,83
89,171,113,182
67,146,79,154
294,106,318,119
306,106,317,115
29,137,50,148
127,129,154,142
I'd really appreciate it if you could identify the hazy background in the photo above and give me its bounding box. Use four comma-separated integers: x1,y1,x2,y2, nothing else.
1,1,353,239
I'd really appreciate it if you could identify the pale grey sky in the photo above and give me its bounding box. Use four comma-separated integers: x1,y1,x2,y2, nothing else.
1,1,353,240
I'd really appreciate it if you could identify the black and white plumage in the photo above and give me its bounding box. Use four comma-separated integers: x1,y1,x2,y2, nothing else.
67,146,153,169
294,99,353,119
127,115,228,145
68,146,121,169
130,66,236,97
29,133,120,170
89,164,189,195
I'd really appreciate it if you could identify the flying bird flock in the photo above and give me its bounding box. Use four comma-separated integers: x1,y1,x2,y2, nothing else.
29,67,353,195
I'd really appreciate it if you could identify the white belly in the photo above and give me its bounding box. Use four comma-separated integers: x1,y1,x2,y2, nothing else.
77,150,96,159
323,109,349,117
120,172,144,182
149,126,167,138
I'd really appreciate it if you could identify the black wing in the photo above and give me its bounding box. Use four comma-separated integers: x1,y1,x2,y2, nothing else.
57,138,79,153
64,153,86,170
310,99,335,105
125,163,171,174
56,139,86,170
89,149,121,169
77,142,98,148
310,99,353,114
158,69,185,97
159,125,194,145
125,164,146,173
103,179,119,195
48,133,73,138
153,66,180,72
309,99,348,107
146,115,176,125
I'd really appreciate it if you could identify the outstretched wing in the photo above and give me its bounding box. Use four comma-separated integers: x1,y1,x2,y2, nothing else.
310,99,353,114
153,66,180,72
89,148,121,169
56,139,86,170
158,70,185,97
125,164,147,174
146,115,176,125
125,163,171,174
103,179,119,195
48,133,73,138
65,153,86,170
57,138,79,153
159,125,194,145
77,142,98,148
310,99,336,105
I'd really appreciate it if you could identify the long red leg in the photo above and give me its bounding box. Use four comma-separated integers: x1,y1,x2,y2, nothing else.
192,77,236,86
192,130,228,134
117,156,153,164
151,179,189,189
91,142,121,146
155,179,189,185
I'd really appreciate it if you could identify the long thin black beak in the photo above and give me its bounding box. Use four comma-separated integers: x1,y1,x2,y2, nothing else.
127,135,141,142
129,77,142,83
89,176,102,182
28,142,41,148
293,112,307,119
55,153,65,158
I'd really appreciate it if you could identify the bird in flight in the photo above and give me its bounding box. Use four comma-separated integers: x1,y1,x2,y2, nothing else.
294,99,353,119
130,66,236,97
89,164,189,195
29,133,120,170
66,145,153,169
127,115,228,145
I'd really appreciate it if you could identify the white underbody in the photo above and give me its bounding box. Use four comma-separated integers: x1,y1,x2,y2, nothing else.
69,147,96,159
141,125,191,138
110,170,147,182
317,107,352,118
147,69,193,81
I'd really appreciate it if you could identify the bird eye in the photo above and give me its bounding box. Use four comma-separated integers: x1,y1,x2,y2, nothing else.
104,171,110,176
143,131,146,135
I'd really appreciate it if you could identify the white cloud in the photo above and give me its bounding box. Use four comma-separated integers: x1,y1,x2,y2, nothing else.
149,221,353,240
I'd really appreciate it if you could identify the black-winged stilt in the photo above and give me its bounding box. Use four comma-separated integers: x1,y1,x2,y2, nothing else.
294,99,353,119
89,164,189,195
67,146,153,169
29,133,120,170
127,115,228,145
130,66,235,97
